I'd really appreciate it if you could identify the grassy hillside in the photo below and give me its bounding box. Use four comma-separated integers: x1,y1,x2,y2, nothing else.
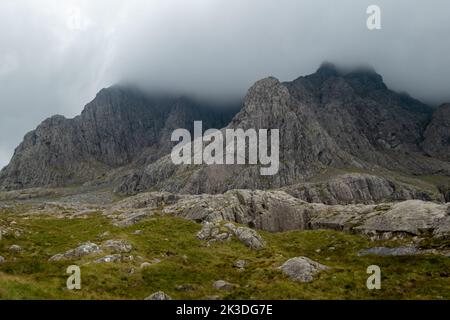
0,211,449,300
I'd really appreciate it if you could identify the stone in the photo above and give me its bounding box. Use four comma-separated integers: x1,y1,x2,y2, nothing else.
145,291,172,300
49,242,102,261
234,226,266,249
0,256,5,264
213,280,237,291
196,221,265,249
197,222,218,240
140,262,152,269
102,239,132,253
94,254,122,263
175,284,194,292
140,259,160,268
358,247,419,257
9,244,22,253
279,257,330,282
233,260,247,269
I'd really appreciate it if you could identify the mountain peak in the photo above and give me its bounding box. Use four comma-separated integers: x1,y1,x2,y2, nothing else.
316,62,340,77
343,66,387,91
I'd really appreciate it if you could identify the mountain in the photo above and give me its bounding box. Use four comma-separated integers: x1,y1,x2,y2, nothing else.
1,63,450,200
422,103,450,162
0,85,239,190
116,63,450,195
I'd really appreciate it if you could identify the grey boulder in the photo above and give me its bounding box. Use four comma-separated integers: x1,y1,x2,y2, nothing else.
279,257,330,282
145,291,172,300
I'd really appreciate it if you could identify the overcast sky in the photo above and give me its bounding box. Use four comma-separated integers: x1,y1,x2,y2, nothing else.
1,0,450,169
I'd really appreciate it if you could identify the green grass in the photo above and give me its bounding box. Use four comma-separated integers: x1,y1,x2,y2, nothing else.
1,212,449,300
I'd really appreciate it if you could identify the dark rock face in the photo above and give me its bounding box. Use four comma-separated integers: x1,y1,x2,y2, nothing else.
1,63,450,197
0,86,238,190
423,103,450,162
116,64,450,195
282,173,441,205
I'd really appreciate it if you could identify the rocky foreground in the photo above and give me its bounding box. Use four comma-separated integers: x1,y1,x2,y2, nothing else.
0,186,449,299
8,187,447,238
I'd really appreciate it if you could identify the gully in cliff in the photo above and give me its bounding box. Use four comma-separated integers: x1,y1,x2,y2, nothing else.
171,121,279,175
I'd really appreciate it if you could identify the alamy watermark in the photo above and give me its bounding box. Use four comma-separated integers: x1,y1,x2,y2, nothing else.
366,265,381,290
66,265,81,290
171,121,279,175
367,5,381,30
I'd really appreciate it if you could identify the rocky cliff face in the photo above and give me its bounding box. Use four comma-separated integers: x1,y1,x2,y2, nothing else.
423,103,450,162
2,63,450,201
281,173,442,204
101,189,450,237
116,64,450,195
0,86,238,190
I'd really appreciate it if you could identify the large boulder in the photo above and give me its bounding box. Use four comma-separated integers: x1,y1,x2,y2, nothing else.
353,200,450,237
213,280,237,291
101,240,132,253
49,242,102,261
168,189,311,232
234,226,266,250
196,222,265,249
279,257,330,282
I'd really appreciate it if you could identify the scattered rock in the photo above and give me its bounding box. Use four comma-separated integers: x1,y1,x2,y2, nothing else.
145,291,172,300
233,260,247,269
48,254,65,261
132,230,142,235
234,227,266,249
0,256,5,264
175,284,194,292
94,254,122,263
358,246,419,257
279,257,330,282
140,260,160,269
9,244,22,253
213,280,237,291
49,242,102,261
122,255,134,262
102,239,132,253
197,222,265,249
197,222,220,240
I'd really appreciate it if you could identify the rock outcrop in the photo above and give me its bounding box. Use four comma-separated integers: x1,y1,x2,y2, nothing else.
116,64,450,195
49,242,102,261
196,221,266,249
108,189,450,237
0,86,238,190
213,280,237,291
145,291,172,300
279,257,330,282
282,173,441,204
423,103,450,162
